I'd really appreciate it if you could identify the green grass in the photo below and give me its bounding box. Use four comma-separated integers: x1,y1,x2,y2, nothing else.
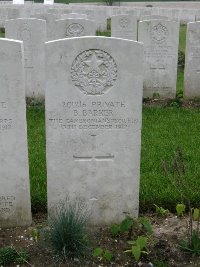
27,105,46,212
27,104,200,213
140,106,200,211
0,29,5,38
179,24,187,53
177,68,184,96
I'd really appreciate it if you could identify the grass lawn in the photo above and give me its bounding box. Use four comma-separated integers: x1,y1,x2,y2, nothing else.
179,24,187,53
140,106,200,211
27,103,200,213
27,105,47,212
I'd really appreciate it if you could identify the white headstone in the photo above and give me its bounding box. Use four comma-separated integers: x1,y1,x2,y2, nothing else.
60,13,87,20
141,15,169,21
138,20,179,98
5,18,46,98
111,14,137,41
184,22,200,98
13,0,24,5
93,9,107,31
53,18,96,40
30,13,57,41
0,38,31,228
46,36,143,225
44,0,54,5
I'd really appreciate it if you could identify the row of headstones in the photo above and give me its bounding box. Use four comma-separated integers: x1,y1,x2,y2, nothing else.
112,15,200,98
0,4,200,30
0,36,143,227
13,0,54,5
4,15,200,99
1,18,200,228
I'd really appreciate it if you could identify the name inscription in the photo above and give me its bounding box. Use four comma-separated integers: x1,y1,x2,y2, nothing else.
49,100,138,130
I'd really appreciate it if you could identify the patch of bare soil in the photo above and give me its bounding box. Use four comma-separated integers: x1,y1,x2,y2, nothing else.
1,213,200,267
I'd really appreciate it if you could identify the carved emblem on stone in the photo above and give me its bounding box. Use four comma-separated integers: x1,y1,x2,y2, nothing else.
71,49,118,95
151,23,169,43
66,23,84,37
119,18,130,28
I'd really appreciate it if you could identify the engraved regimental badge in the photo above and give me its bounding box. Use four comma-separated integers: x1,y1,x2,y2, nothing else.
66,23,84,37
119,18,130,28
71,49,117,95
151,23,169,43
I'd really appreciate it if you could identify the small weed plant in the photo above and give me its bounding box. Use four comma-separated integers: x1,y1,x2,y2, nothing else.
110,216,135,238
126,235,149,261
176,203,185,217
125,217,154,262
45,196,90,261
93,247,113,262
154,204,169,217
166,97,183,108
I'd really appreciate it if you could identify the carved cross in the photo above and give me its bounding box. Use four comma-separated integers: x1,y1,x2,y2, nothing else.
73,134,114,162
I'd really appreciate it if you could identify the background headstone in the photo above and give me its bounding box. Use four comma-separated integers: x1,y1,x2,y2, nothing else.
53,18,96,40
60,13,88,20
5,18,46,98
44,0,54,5
13,0,24,5
141,15,169,21
0,38,31,228
138,20,179,98
184,22,200,98
111,14,137,41
30,13,57,41
46,36,143,225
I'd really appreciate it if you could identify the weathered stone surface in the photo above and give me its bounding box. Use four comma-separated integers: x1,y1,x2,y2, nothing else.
184,22,200,98
0,38,31,228
53,18,96,39
30,13,57,41
111,14,137,40
46,37,143,225
5,18,46,98
138,20,179,98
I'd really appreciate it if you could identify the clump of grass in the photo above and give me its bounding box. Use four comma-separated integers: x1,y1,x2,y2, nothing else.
45,197,90,261
0,247,29,265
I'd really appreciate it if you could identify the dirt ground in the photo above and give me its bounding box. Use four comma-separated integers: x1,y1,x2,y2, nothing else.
1,212,200,267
